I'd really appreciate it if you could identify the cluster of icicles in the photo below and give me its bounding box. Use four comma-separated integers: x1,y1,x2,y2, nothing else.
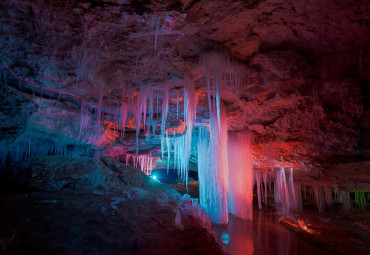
3,49,364,226
37,50,360,223
0,128,68,168
255,167,359,215
159,51,365,224
112,152,157,176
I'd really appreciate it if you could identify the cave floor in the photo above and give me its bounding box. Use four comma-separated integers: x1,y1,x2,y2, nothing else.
0,188,223,255
277,205,370,255
172,181,370,255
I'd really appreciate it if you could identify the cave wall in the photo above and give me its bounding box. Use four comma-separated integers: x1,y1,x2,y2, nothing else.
0,0,369,189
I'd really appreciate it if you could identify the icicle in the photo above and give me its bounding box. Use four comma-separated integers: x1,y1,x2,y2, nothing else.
160,82,169,159
182,75,196,185
159,75,198,188
313,186,325,213
289,168,297,208
274,167,290,214
152,121,156,135
134,86,149,155
256,171,263,210
197,125,209,213
147,87,153,139
263,170,268,205
197,102,228,224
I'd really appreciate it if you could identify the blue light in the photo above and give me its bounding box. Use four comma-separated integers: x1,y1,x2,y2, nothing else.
153,175,157,179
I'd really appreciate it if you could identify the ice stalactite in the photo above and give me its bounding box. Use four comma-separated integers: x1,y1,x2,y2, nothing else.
197,51,231,224
206,102,229,224
160,75,198,186
196,105,229,223
263,170,268,206
147,87,154,138
227,132,254,220
151,13,161,52
180,74,197,185
313,186,325,213
134,85,150,155
197,125,210,214
135,154,155,176
308,185,333,213
289,168,302,211
354,191,368,211
274,168,290,214
0,128,68,168
254,170,272,211
123,152,157,175
160,82,169,159
299,184,361,212
255,170,263,210
201,51,248,98
274,168,302,215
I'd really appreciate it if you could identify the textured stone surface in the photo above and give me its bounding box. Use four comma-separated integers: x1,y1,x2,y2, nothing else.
0,0,369,186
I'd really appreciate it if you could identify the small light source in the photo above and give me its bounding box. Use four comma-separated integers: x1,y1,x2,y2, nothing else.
153,175,157,180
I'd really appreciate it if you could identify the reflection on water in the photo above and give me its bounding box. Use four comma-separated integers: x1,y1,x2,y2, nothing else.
213,208,329,255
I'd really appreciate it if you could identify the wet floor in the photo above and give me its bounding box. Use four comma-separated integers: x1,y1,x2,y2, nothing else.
156,170,331,254
212,209,330,255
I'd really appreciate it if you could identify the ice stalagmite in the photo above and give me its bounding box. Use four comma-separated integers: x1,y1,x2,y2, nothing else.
227,132,254,220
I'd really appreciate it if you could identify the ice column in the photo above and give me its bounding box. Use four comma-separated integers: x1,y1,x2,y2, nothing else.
227,132,254,220
197,103,229,224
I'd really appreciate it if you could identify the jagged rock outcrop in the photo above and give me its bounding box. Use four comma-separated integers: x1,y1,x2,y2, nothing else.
0,0,369,184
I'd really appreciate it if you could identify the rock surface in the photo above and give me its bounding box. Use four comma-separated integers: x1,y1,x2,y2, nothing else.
0,0,369,188
0,156,223,255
